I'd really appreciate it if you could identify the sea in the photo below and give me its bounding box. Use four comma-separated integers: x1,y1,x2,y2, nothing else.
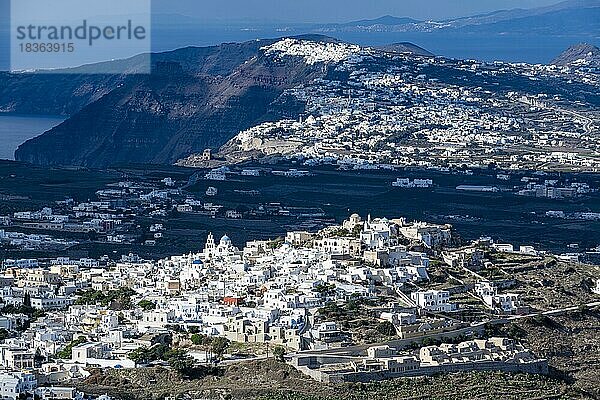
1,23,594,70
150,26,588,64
0,114,65,160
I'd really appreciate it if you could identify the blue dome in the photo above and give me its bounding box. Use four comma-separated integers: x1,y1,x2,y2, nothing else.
220,235,232,245
193,260,203,265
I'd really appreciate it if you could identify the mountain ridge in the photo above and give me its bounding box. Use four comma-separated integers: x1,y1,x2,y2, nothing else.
315,0,600,34
341,15,421,27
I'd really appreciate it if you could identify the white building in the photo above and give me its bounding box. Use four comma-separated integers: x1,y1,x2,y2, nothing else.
205,167,229,181
0,371,37,400
493,243,514,253
396,220,452,248
0,345,35,370
593,279,600,295
30,296,74,311
411,290,456,312
475,282,521,314
139,310,176,330
71,342,135,369
35,387,83,400
314,237,361,257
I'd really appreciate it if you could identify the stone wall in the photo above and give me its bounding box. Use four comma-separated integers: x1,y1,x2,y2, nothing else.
291,356,549,383
328,360,549,383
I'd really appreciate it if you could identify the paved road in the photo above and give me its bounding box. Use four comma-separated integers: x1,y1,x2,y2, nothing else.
560,108,595,134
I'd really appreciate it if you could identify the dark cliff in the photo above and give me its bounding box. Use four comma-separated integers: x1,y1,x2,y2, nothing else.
12,38,326,167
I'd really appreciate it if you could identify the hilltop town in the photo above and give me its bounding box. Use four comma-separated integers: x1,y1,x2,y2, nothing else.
176,38,600,172
0,209,597,399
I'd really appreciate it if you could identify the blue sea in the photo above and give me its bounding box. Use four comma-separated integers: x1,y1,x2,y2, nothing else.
150,26,590,64
0,114,64,160
1,21,595,69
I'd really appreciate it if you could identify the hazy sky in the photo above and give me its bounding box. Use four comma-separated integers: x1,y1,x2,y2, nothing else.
0,0,566,24
150,0,564,23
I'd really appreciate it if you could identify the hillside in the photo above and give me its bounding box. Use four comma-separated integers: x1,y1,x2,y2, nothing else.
205,37,600,173
552,43,600,67
77,360,577,400
0,41,278,116
376,42,434,57
9,36,435,168
7,35,600,170
12,38,331,167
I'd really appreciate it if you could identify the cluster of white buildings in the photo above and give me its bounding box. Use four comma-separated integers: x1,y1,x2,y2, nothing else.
261,38,362,66
517,181,594,199
0,210,595,395
211,38,600,173
0,230,79,252
0,214,456,386
0,175,198,251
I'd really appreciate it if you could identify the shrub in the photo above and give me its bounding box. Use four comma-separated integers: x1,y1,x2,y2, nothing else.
137,300,156,311
272,345,286,362
376,321,397,337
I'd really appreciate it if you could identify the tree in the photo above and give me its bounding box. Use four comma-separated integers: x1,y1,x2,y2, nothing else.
210,337,230,360
150,344,171,361
137,300,156,311
267,237,285,249
128,346,151,365
74,289,106,306
330,228,350,237
128,344,172,365
422,337,441,347
376,321,397,337
23,293,31,308
56,336,87,359
190,334,202,346
167,350,195,373
272,345,286,362
118,312,128,324
314,283,336,297
75,288,137,310
34,348,45,367
0,328,9,340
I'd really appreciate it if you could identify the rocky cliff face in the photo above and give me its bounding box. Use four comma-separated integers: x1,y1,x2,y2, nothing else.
12,38,328,167
0,41,273,116
552,43,600,67
0,72,120,116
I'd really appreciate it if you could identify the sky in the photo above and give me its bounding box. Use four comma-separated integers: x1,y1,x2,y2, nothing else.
150,0,564,23
0,0,566,25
